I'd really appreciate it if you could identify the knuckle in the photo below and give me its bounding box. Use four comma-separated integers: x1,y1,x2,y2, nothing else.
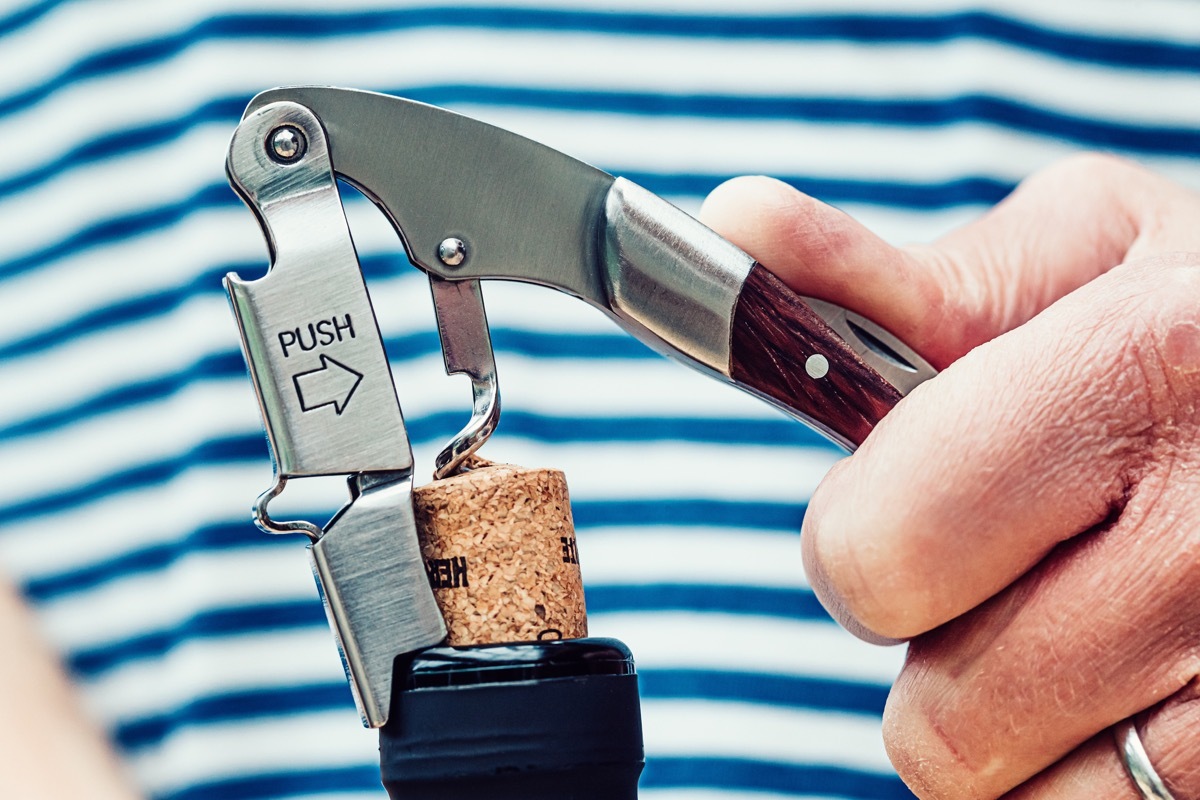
848,545,942,639
1014,152,1159,235
883,683,990,800
903,244,974,363
1115,259,1200,435
772,187,861,262
1056,259,1200,464
1035,151,1149,189
821,549,941,642
803,471,936,641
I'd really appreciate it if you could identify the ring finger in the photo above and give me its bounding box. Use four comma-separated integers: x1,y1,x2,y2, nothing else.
1004,679,1200,800
882,469,1200,799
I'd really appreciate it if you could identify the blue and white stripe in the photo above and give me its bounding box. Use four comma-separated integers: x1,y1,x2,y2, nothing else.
2,2,1199,798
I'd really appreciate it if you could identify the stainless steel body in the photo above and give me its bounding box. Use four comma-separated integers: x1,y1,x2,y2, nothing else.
223,86,937,730
241,87,934,393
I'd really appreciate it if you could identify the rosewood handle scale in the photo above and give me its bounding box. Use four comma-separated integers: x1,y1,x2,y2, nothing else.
730,263,902,450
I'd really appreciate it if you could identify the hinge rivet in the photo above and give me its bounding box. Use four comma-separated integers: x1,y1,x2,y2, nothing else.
438,237,467,267
268,126,306,163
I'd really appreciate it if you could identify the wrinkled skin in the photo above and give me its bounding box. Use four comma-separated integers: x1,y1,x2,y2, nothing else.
700,154,1200,799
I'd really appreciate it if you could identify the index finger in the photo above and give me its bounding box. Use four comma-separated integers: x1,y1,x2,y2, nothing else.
802,253,1200,641
699,154,1200,369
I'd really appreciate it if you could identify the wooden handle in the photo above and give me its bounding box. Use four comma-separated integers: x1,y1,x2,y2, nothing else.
730,263,902,449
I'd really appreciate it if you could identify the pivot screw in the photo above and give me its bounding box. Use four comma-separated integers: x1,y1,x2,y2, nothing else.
268,125,306,163
438,237,467,267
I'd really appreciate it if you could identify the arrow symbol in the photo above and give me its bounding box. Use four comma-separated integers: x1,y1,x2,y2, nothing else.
292,354,363,415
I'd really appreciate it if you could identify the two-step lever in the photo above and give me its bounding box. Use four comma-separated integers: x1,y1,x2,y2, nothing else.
225,100,498,727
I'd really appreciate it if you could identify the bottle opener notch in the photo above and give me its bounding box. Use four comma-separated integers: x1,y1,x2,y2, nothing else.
225,101,413,481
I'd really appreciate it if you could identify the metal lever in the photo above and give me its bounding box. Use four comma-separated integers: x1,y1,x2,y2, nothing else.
224,100,447,728
429,275,501,478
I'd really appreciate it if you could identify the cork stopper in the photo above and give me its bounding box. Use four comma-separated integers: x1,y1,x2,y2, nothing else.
412,456,587,646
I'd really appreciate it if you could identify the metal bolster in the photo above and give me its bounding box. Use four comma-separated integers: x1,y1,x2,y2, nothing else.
601,178,754,376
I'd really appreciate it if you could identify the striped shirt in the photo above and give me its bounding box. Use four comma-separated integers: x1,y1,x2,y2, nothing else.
2,2,1199,798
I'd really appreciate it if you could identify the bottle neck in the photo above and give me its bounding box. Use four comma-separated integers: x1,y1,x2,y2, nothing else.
380,638,644,800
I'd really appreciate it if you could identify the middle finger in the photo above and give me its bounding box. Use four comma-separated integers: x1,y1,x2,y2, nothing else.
883,470,1200,799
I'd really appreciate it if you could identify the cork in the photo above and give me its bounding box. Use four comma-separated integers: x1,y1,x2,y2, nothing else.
412,456,587,646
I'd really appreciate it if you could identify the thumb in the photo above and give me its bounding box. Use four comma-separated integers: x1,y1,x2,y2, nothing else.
698,156,1200,369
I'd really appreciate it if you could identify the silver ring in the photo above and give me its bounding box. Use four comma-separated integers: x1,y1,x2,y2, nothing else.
1115,718,1176,800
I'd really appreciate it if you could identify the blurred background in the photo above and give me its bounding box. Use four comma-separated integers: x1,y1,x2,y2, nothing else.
1,1,1198,798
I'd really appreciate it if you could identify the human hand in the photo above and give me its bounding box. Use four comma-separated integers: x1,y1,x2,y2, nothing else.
700,154,1200,799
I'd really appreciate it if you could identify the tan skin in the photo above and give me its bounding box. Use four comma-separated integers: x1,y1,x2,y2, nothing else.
699,153,1200,799
0,575,141,798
